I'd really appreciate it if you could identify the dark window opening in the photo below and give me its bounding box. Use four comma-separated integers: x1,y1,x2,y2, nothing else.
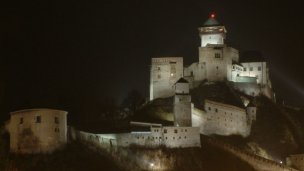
55,117,59,124
19,118,23,124
36,116,41,123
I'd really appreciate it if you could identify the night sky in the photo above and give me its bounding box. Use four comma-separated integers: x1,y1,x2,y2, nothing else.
1,0,304,122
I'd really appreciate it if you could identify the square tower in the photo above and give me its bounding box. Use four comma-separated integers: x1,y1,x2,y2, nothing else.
150,57,183,100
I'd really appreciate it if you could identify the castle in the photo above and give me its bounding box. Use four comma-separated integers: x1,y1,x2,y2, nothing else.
149,14,273,137
150,13,273,100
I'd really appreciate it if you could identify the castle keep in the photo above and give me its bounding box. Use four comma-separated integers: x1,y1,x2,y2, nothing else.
150,14,273,100
149,14,269,137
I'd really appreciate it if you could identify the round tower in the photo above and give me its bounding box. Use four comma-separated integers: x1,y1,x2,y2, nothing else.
198,13,227,47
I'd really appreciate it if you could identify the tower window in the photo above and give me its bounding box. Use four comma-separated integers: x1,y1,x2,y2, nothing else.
55,117,59,124
36,116,41,123
215,53,221,58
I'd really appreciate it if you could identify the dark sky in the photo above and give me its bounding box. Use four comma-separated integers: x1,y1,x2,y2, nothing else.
1,0,304,121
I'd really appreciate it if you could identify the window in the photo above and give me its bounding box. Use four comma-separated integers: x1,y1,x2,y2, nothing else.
19,118,23,124
164,129,167,133
258,66,261,71
244,68,247,71
249,67,253,71
158,75,161,79
215,108,218,112
36,116,41,123
158,67,161,71
185,129,187,132
215,53,221,58
174,129,178,133
55,117,59,124
208,107,211,111
55,128,60,133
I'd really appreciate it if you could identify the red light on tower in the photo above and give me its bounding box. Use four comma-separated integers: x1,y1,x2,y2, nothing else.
210,13,216,19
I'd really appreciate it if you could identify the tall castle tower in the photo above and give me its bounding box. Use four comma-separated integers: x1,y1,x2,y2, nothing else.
173,78,192,126
198,13,239,82
198,13,226,47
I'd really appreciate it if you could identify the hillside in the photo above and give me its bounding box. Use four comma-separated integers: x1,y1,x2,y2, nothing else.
0,133,124,171
133,82,304,161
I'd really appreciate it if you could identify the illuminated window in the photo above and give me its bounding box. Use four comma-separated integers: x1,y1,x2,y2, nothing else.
19,118,23,124
170,73,174,77
55,117,59,124
36,116,41,123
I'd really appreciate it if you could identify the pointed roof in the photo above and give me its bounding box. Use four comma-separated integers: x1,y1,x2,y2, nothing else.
203,13,221,26
176,77,189,84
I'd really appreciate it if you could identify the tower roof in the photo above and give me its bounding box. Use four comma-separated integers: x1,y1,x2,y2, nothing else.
203,13,221,26
176,77,189,84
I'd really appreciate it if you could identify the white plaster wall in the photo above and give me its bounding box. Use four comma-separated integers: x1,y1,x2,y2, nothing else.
200,34,224,47
162,127,201,148
79,126,201,148
8,109,67,153
150,57,183,100
240,62,267,85
203,100,250,137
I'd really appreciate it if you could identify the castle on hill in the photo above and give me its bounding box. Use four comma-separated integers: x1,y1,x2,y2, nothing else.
149,14,274,137
149,14,273,101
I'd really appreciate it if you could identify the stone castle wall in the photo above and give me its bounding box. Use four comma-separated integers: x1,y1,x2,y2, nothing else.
6,109,68,154
192,100,252,137
72,126,201,149
150,57,183,100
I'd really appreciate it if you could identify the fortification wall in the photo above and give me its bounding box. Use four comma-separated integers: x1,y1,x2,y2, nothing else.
202,136,299,171
70,126,200,149
194,100,251,137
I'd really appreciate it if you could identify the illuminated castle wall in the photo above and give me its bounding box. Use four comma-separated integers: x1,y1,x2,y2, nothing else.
149,14,273,100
